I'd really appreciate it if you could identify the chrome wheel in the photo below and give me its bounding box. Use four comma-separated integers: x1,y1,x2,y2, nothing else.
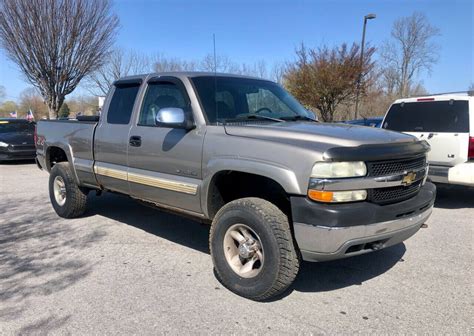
53,176,67,206
223,224,264,278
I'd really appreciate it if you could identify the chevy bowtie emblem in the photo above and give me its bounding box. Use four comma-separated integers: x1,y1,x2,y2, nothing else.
402,172,417,186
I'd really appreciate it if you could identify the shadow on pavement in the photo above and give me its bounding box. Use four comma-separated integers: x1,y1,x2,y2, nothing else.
434,184,474,209
293,244,405,293
86,192,405,298
0,197,105,307
86,192,210,254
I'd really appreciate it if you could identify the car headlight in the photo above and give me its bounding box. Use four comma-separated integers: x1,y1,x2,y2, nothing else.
311,161,367,178
0,141,9,147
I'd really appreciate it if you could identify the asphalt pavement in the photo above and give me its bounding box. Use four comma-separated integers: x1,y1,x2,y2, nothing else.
0,162,472,334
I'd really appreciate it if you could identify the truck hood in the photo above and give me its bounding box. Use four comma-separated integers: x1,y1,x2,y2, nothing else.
224,122,416,148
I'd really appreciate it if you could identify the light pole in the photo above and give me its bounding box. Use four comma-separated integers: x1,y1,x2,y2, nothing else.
354,13,376,119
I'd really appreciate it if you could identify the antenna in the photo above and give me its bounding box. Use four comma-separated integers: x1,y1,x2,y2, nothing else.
213,33,218,123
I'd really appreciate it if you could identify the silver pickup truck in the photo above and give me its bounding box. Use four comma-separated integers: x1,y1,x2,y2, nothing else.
36,72,436,300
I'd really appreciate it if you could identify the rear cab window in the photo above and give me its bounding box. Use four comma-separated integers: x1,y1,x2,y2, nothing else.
383,100,469,133
107,84,141,125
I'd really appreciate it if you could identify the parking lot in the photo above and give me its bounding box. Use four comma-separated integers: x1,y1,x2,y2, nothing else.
0,161,472,334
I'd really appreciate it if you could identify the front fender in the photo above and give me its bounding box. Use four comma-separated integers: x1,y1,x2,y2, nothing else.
201,157,302,218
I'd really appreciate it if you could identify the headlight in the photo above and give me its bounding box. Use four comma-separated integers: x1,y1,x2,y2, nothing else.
311,161,367,178
0,141,9,147
308,189,367,203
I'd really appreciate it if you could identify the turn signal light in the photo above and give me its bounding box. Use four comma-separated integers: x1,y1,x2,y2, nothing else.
308,189,367,203
308,190,334,202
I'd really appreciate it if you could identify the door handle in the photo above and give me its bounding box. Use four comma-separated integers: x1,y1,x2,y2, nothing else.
129,135,142,147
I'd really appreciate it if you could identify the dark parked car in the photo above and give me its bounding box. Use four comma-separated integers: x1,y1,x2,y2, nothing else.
344,117,383,128
0,118,36,161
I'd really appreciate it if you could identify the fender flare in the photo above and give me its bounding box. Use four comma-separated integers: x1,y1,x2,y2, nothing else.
201,157,302,218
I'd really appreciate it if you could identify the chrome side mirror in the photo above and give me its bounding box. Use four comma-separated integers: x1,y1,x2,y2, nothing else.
155,107,194,130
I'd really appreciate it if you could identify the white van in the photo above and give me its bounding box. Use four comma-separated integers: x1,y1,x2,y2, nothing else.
382,94,473,187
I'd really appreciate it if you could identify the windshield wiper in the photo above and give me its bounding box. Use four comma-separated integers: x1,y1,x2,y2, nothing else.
223,114,284,123
280,115,318,122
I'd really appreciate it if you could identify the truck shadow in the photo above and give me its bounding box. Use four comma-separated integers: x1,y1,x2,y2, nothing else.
292,244,405,294
86,192,405,297
434,184,474,209
86,192,210,254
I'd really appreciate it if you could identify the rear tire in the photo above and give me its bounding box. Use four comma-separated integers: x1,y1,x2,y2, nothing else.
210,197,300,301
49,162,88,218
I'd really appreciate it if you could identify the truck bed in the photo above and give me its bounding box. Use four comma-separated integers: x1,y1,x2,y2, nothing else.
36,119,99,187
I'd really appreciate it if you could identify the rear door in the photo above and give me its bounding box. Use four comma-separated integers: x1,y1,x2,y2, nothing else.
94,79,142,193
383,99,470,166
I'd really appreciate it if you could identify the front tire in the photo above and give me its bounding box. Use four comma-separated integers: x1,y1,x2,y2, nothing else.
49,162,88,218
210,197,300,301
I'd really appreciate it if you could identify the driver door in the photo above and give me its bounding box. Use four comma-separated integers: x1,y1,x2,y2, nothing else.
127,77,204,213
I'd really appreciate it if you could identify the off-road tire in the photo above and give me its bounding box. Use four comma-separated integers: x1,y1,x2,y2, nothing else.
49,162,88,218
210,197,300,301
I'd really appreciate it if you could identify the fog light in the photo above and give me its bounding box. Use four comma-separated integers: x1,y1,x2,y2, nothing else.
308,189,367,203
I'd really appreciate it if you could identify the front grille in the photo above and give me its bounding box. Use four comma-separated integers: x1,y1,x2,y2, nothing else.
368,179,423,205
367,156,426,177
366,155,427,205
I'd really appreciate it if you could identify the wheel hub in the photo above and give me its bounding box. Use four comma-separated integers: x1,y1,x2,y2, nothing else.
223,224,264,278
238,240,257,259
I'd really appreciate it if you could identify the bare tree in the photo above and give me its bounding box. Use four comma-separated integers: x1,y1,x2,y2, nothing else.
0,0,119,118
86,48,150,96
0,85,5,103
200,54,242,73
151,54,198,73
285,43,375,122
18,87,49,119
380,12,440,97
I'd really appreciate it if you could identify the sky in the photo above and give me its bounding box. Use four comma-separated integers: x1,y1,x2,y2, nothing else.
0,0,472,101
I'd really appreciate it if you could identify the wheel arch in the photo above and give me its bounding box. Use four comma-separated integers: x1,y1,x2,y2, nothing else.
202,159,302,220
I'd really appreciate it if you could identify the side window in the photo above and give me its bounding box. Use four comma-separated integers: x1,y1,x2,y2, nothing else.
246,88,294,116
107,84,141,125
139,82,188,126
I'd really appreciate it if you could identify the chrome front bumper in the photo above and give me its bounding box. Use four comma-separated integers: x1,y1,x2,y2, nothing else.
294,206,433,262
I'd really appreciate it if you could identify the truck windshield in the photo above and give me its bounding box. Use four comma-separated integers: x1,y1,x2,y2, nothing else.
383,100,469,133
191,76,313,124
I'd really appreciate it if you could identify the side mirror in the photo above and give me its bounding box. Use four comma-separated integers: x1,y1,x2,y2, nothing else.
155,107,195,130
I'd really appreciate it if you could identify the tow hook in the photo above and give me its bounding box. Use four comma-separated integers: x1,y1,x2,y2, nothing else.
369,242,384,250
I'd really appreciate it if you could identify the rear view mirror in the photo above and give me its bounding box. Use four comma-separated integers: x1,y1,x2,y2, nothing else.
155,107,195,130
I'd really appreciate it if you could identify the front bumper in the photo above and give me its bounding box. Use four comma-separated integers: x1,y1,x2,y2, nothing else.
0,147,36,161
291,182,436,262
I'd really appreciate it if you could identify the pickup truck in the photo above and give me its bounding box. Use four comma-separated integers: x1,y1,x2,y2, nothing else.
36,72,436,300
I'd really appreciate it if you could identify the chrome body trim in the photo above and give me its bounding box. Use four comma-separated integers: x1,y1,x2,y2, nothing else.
93,163,198,195
128,171,198,195
309,166,428,191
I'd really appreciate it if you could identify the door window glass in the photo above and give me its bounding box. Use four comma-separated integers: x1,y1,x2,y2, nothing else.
107,84,140,125
139,82,188,126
